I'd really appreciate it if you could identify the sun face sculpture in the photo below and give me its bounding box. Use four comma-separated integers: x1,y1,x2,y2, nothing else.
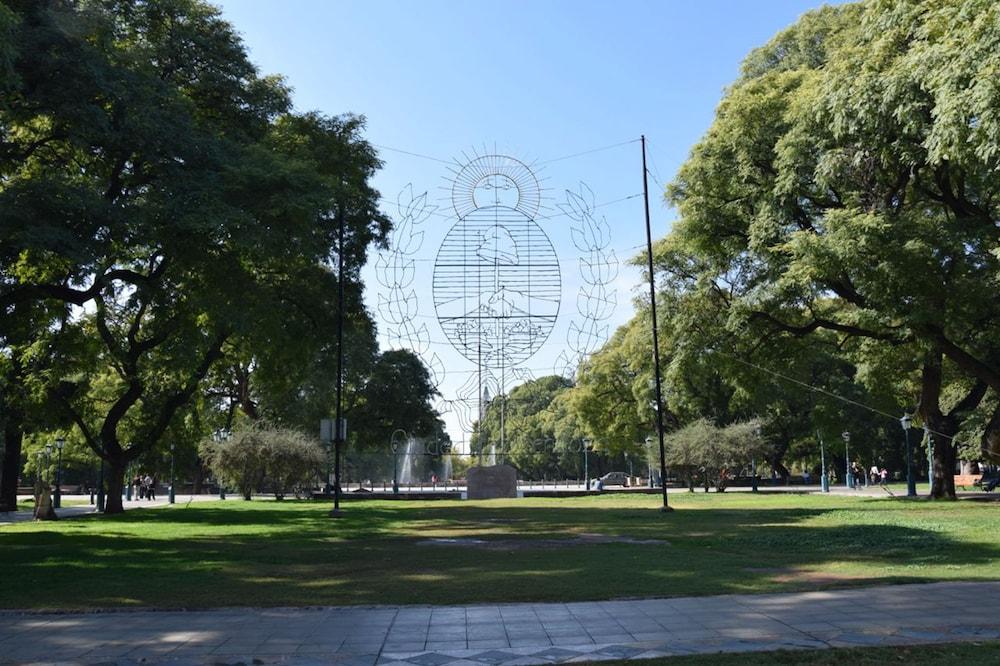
433,155,561,370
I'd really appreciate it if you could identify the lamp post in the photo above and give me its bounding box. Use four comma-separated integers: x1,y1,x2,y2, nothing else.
645,437,655,488
900,414,916,497
168,442,176,504
925,425,933,492
842,431,852,489
54,438,64,509
583,438,591,491
818,432,829,492
213,431,228,499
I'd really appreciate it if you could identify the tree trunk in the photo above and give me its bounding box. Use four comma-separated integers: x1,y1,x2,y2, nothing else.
192,460,204,495
0,417,24,512
926,415,957,500
103,458,127,514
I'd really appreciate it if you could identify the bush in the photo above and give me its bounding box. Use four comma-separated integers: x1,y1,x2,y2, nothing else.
665,418,768,492
200,425,325,500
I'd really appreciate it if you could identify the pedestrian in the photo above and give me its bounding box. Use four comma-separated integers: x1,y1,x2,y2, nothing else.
880,467,888,487
870,465,879,486
802,469,811,485
143,474,153,500
149,475,157,500
851,462,862,489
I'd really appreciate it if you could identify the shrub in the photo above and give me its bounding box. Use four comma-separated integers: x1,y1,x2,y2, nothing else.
200,425,325,500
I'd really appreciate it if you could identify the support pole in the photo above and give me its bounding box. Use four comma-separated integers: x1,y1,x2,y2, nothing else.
476,340,483,467
332,206,346,518
642,135,671,512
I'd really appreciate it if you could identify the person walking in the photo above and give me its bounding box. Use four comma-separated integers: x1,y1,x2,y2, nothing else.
879,467,888,488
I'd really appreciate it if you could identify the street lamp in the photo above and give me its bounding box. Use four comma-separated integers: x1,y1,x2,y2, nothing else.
900,414,916,497
213,431,228,499
169,441,176,504
583,438,591,491
925,424,933,493
818,432,829,492
842,431,852,489
54,438,65,509
645,437,655,488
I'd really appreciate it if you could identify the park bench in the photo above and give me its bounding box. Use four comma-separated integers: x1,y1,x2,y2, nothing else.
975,471,1000,492
954,474,982,489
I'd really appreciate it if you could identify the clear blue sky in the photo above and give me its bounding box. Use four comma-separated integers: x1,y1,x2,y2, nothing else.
215,0,836,449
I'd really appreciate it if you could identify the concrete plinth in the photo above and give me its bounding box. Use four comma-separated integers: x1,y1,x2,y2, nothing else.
466,464,518,499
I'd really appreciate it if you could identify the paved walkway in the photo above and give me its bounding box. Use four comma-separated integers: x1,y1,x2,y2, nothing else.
0,582,998,664
0,494,223,524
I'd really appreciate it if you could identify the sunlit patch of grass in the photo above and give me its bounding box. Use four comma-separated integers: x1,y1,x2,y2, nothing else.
1,494,998,609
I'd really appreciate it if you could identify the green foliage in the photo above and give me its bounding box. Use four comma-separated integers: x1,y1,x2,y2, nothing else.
654,0,1000,494
665,418,767,491
477,375,579,478
199,424,324,500
350,349,446,450
0,0,391,511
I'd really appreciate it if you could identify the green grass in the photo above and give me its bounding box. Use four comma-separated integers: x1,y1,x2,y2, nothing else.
1,493,998,609
599,640,999,665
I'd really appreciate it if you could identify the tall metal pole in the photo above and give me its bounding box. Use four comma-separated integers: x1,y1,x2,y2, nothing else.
332,206,345,517
925,426,933,492
904,424,916,497
54,442,63,509
642,136,671,512
169,443,176,504
843,431,852,489
819,432,829,492
477,341,483,466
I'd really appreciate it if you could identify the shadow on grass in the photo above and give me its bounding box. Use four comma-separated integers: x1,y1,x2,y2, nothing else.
2,499,998,609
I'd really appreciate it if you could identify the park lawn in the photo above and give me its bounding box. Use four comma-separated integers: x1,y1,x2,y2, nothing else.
1,493,998,609
597,640,1000,665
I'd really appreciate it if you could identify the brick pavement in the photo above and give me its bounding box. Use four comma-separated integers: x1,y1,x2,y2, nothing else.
0,581,998,664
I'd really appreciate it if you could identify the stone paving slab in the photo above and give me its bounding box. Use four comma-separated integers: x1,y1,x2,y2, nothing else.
0,582,999,665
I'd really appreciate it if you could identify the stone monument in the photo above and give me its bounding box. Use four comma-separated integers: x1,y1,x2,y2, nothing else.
466,464,518,499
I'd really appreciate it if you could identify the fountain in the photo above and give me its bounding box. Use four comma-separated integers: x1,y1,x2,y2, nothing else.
399,437,418,485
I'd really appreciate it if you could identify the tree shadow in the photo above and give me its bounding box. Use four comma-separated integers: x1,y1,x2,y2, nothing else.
2,499,998,609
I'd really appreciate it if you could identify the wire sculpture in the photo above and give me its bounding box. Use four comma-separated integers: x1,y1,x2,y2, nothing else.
376,185,445,387
378,146,624,451
433,154,561,370
554,183,619,378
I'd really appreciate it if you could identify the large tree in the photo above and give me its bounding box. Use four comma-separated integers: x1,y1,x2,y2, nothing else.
659,0,1000,498
0,0,388,512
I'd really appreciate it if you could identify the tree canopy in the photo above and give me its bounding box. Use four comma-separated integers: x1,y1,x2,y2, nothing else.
653,0,1000,498
0,0,396,511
